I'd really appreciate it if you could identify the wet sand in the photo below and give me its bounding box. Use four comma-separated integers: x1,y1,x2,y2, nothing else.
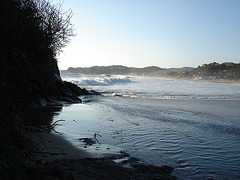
25,131,175,179
12,104,176,179
127,98,240,122
37,132,93,162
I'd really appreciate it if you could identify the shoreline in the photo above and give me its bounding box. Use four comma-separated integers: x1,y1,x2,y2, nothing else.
26,131,175,179
140,75,240,84
36,132,93,162
36,131,126,161
140,76,240,84
61,72,240,84
177,77,240,84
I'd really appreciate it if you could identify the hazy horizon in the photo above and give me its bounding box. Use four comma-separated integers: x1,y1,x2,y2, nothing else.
61,64,194,70
61,62,240,71
53,0,240,70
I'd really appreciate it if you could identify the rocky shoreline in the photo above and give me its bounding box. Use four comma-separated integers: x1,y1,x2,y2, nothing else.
0,83,176,179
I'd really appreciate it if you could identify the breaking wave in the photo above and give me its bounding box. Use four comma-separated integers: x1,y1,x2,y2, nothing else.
62,74,133,86
61,73,240,100
98,91,240,100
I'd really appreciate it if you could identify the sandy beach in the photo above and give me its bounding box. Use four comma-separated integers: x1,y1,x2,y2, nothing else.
169,77,240,84
37,132,93,162
18,130,174,179
21,103,174,180
188,78,240,84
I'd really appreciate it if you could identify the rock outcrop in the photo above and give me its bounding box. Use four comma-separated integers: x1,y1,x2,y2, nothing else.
0,0,97,107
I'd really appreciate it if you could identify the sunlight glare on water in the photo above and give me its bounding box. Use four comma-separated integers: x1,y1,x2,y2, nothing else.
57,74,240,179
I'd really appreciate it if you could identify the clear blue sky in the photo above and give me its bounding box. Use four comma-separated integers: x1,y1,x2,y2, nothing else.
53,0,240,70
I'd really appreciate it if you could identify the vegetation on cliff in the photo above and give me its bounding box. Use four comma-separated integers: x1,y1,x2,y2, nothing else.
192,62,240,81
0,0,89,177
0,0,85,106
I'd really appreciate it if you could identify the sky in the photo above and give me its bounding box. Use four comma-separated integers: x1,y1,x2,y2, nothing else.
52,0,240,70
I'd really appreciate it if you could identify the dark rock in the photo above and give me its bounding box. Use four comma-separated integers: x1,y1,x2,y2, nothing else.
79,138,96,146
62,96,81,103
64,81,90,96
89,90,102,95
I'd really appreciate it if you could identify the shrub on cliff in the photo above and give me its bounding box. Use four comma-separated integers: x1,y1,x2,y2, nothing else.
0,0,74,97
0,1,76,177
0,0,73,55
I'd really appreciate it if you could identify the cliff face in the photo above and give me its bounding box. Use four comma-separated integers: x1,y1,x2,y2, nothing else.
0,1,92,173
0,0,89,107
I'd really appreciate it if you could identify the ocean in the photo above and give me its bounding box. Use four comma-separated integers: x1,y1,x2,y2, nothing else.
55,74,240,179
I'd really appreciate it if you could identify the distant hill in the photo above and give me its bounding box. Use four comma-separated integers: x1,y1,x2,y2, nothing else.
61,65,194,77
62,62,240,81
192,62,240,81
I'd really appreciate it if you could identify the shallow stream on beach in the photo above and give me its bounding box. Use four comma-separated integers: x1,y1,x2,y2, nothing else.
54,74,240,179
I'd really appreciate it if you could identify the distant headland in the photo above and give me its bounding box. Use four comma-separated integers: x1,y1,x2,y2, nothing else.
61,62,240,82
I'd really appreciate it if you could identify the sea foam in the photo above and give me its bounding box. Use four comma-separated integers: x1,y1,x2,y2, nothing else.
62,75,133,86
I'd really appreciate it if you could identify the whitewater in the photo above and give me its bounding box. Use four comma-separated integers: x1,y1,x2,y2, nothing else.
55,74,240,179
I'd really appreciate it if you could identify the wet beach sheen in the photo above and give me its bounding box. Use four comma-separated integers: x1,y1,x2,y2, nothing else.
57,74,240,179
